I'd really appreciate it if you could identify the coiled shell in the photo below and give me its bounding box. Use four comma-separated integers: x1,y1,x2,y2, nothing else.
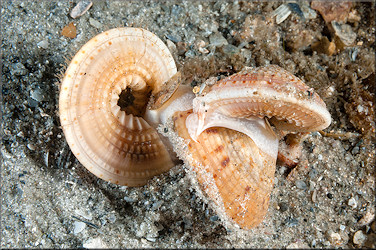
59,27,177,186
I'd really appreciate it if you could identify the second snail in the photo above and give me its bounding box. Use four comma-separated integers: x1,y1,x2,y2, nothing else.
59,27,331,230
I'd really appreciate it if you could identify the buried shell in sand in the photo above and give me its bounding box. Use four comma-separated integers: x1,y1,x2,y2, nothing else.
59,27,331,229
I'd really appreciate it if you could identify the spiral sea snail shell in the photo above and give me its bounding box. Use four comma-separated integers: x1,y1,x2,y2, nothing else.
173,65,331,229
59,27,193,186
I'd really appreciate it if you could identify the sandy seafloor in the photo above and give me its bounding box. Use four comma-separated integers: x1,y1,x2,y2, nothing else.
1,1,375,248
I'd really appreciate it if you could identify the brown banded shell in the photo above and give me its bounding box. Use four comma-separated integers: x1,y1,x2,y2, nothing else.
177,65,331,229
174,110,276,229
59,27,178,186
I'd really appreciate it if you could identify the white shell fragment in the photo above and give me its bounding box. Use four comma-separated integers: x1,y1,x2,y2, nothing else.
73,221,86,234
70,0,93,19
272,4,292,24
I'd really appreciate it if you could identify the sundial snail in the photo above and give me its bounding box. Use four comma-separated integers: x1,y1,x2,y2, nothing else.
59,28,331,229
59,27,193,186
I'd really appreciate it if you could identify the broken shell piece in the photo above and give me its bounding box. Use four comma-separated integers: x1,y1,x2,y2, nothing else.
59,28,179,186
272,4,292,24
70,0,93,19
173,110,277,229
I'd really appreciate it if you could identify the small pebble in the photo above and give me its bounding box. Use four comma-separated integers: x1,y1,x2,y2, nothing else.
348,197,357,209
287,3,304,19
83,237,107,248
27,143,36,151
184,50,195,58
124,196,136,203
311,190,317,203
222,44,239,55
357,210,375,226
350,47,359,61
44,152,49,167
73,221,86,234
107,213,116,223
300,2,317,19
11,62,28,76
331,21,357,46
171,4,183,17
311,239,317,247
323,240,331,246
340,225,346,231
327,230,341,244
89,18,102,28
356,104,364,113
209,33,228,47
145,237,156,242
165,34,181,43
285,217,298,227
37,40,49,49
16,187,23,196
295,180,307,190
70,0,93,19
151,200,163,210
353,230,366,245
279,202,289,212
317,154,323,161
351,146,360,155
176,41,187,55
136,222,147,238
198,46,209,54
30,88,45,102
210,215,219,221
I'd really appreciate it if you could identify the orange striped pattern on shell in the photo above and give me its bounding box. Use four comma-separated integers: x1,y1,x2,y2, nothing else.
173,110,276,229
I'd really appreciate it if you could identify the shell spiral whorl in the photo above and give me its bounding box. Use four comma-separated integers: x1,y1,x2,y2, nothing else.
59,27,178,186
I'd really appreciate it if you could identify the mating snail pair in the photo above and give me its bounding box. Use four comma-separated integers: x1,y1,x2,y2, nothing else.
59,28,331,229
